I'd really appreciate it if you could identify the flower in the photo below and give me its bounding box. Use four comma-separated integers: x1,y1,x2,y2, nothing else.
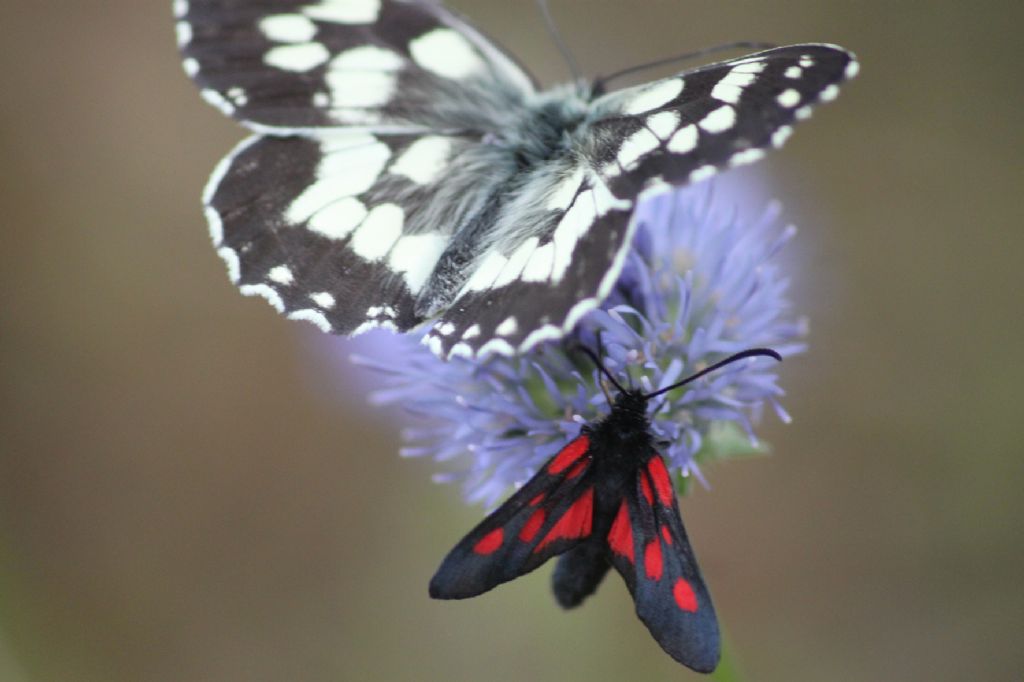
352,179,806,508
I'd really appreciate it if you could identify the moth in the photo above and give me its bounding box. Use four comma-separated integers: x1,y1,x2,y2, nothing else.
176,0,856,359
430,347,782,672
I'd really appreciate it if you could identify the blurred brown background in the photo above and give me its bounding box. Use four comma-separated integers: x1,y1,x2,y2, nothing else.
2,1,1022,680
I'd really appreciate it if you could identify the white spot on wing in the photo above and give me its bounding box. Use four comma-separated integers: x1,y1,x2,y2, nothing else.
772,125,793,148
239,284,285,312
521,242,554,283
478,338,515,358
646,110,680,140
710,67,756,104
623,79,683,115
689,165,717,183
784,65,803,79
493,236,539,288
409,29,485,79
819,84,839,102
351,204,404,261
698,105,736,133
173,0,188,18
795,105,813,120
390,136,453,185
325,70,396,107
259,14,317,43
618,128,660,169
388,232,447,294
307,197,367,240
201,88,235,116
175,21,192,46
288,309,332,333
777,89,801,108
217,247,240,284
311,292,336,309
268,265,294,285
182,57,199,78
667,124,698,154
448,343,473,359
462,324,481,340
303,0,380,24
730,148,765,167
845,60,860,79
331,44,404,71
496,317,518,336
264,43,330,72
462,251,508,293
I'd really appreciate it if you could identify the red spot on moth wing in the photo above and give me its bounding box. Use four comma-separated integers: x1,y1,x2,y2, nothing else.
647,456,674,507
473,528,504,555
548,435,590,474
565,459,588,479
639,470,654,506
660,525,673,545
673,578,698,612
644,539,663,580
528,493,545,506
535,488,594,552
520,509,546,542
607,500,634,563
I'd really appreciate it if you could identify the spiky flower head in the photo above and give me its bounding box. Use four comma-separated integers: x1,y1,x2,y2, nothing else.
353,181,806,508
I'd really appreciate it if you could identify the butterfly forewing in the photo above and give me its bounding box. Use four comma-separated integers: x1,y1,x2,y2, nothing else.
430,435,597,599
590,44,857,198
178,0,535,132
605,454,720,672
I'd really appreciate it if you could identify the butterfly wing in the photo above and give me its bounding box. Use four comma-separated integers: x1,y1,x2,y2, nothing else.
177,0,535,132
430,434,598,599
205,130,500,335
422,172,636,358
588,44,858,198
605,453,720,673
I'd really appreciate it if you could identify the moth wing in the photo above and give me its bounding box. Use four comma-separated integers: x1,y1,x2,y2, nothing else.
430,435,597,599
177,0,535,132
605,454,720,673
206,130,489,335
588,44,857,199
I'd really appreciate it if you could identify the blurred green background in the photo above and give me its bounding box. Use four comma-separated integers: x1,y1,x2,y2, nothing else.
2,1,1022,680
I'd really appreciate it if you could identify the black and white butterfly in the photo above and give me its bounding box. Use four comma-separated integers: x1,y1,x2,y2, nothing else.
177,0,856,359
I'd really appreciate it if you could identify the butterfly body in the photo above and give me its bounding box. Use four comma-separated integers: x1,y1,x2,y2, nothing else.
178,0,856,359
430,388,722,673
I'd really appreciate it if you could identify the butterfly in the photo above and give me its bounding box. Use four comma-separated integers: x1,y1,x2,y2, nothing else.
429,347,781,672
177,0,856,359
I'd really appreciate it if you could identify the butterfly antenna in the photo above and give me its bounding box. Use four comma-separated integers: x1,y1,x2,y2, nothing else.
536,0,582,82
643,348,782,400
595,41,776,90
575,344,627,395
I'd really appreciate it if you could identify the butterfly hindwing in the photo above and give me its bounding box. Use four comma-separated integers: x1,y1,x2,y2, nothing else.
591,44,857,198
206,130,502,335
177,0,535,132
605,453,720,673
423,173,636,358
430,434,597,599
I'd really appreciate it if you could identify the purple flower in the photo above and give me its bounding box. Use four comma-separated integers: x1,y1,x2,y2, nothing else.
353,179,806,508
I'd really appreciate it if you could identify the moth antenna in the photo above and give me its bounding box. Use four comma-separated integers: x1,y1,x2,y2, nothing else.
595,41,777,90
574,344,627,395
536,0,582,83
643,348,782,400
